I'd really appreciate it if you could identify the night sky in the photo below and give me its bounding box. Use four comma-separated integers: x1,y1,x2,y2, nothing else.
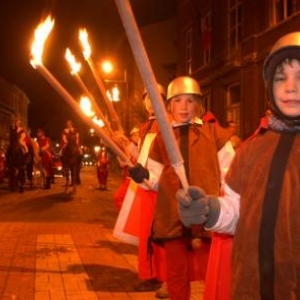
0,0,175,142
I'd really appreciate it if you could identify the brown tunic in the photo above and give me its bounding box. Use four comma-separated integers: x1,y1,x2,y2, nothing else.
226,129,300,299
149,122,231,241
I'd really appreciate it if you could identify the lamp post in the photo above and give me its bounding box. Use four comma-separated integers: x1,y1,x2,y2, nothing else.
101,60,129,131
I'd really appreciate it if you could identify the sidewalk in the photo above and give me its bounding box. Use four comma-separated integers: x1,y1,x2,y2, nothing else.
0,168,204,299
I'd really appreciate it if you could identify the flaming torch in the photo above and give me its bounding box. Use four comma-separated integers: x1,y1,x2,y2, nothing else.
64,48,113,136
78,29,124,134
30,16,132,167
79,96,105,127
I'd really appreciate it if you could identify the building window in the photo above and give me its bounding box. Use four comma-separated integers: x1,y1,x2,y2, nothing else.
201,11,212,65
202,92,212,113
272,0,300,23
227,84,240,126
185,28,193,75
228,0,242,50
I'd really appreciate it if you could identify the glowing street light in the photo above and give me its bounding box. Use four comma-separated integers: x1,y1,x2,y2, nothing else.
101,60,114,74
78,29,123,133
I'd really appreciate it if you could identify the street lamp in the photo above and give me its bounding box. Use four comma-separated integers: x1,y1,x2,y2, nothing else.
101,60,129,128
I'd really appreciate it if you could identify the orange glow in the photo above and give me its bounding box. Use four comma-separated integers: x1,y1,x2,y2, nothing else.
30,15,54,67
79,96,104,127
101,60,113,74
65,48,81,75
80,96,94,117
79,28,91,60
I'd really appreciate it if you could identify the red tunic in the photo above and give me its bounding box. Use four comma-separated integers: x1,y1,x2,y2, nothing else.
96,150,110,186
149,122,231,300
37,136,53,177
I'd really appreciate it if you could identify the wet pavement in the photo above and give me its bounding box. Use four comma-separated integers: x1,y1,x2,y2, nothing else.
0,167,204,299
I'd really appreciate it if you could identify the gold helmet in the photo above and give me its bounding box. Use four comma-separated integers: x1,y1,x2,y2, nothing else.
142,83,166,100
263,32,300,124
263,32,300,81
167,76,202,101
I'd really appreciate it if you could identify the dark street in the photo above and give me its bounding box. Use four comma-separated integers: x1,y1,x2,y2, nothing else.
0,167,203,299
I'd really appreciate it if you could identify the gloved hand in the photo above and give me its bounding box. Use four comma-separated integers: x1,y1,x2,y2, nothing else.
176,186,220,228
128,163,150,183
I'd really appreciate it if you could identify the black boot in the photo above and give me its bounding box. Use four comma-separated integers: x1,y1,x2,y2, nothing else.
44,177,51,189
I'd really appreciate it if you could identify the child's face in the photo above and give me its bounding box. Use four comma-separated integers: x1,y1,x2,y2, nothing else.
273,59,300,118
169,94,198,123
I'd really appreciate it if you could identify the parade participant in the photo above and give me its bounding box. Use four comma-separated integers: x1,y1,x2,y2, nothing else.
36,128,53,189
129,76,235,300
9,114,32,155
7,114,34,190
96,144,110,190
132,84,168,295
60,120,82,185
200,112,234,300
60,120,81,153
113,127,140,211
176,32,300,299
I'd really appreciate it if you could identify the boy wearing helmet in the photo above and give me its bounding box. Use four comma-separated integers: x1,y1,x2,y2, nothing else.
132,84,168,296
177,32,300,299
129,76,234,300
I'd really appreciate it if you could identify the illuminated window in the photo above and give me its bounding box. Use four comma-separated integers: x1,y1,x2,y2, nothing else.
228,0,242,50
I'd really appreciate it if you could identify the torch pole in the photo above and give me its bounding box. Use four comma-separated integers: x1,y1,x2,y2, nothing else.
114,0,188,190
35,64,132,166
86,57,124,134
73,73,114,136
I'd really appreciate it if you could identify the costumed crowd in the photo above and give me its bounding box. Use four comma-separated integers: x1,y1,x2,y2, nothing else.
112,32,300,300
4,117,83,194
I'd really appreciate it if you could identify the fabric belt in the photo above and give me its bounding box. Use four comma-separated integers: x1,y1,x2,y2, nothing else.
259,133,295,299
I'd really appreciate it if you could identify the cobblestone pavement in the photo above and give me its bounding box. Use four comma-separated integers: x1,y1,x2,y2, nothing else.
0,167,204,299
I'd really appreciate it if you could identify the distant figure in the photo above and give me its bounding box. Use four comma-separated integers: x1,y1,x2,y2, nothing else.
60,120,82,156
6,114,34,192
36,128,53,189
226,120,242,150
96,145,110,190
60,120,82,193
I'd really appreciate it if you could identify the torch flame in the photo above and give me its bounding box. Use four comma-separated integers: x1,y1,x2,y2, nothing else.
79,28,91,60
65,48,81,75
79,96,104,127
80,96,94,117
30,15,55,67
92,117,105,128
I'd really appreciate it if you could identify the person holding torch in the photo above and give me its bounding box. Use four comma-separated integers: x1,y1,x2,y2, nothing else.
129,76,235,300
176,32,300,300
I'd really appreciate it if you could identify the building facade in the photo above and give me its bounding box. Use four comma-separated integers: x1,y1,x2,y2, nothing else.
0,76,30,150
176,0,300,138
